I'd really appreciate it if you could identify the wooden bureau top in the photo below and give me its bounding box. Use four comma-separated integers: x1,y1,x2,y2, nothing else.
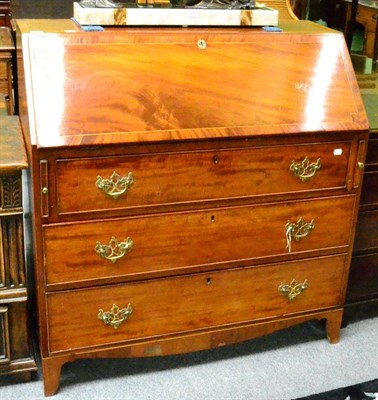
19,21,369,149
0,116,28,172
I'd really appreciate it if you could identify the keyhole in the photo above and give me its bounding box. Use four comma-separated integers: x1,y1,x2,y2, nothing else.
211,215,216,223
206,277,212,285
213,155,220,164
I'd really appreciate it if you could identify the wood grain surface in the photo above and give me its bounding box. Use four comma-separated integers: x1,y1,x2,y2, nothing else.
43,195,355,287
21,24,368,148
46,254,347,353
0,116,28,172
55,141,352,215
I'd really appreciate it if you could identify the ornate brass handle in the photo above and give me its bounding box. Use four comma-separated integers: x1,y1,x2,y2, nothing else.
279,279,308,301
290,157,321,182
285,217,315,253
95,236,133,263
96,171,135,199
98,303,133,329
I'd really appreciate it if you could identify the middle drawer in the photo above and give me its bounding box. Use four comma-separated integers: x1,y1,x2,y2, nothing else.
43,196,355,287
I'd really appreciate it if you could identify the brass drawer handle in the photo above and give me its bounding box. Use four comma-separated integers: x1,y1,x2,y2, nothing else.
279,279,308,301
285,217,315,253
98,303,133,329
290,157,321,182
96,171,135,199
95,236,133,263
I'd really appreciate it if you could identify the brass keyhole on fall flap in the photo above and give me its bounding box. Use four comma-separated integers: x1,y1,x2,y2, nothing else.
211,215,216,223
207,277,212,285
213,155,220,164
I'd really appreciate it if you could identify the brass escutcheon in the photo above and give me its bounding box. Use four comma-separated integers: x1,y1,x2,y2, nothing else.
95,236,133,263
96,171,135,199
290,157,321,182
279,279,308,301
98,303,133,329
285,217,315,253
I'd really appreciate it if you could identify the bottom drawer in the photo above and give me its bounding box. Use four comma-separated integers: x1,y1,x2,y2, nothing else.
47,254,347,354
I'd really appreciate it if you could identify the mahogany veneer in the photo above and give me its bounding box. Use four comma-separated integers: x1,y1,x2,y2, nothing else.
16,20,369,396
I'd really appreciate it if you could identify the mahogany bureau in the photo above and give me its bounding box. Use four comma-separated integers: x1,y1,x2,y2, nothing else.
0,116,37,381
16,20,369,396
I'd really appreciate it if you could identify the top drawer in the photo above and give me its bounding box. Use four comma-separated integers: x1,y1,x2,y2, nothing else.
55,141,351,216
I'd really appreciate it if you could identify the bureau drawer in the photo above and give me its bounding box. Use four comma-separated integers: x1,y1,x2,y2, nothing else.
353,210,378,252
56,141,351,215
347,253,378,303
360,171,378,207
366,137,378,165
46,254,346,353
44,196,355,287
